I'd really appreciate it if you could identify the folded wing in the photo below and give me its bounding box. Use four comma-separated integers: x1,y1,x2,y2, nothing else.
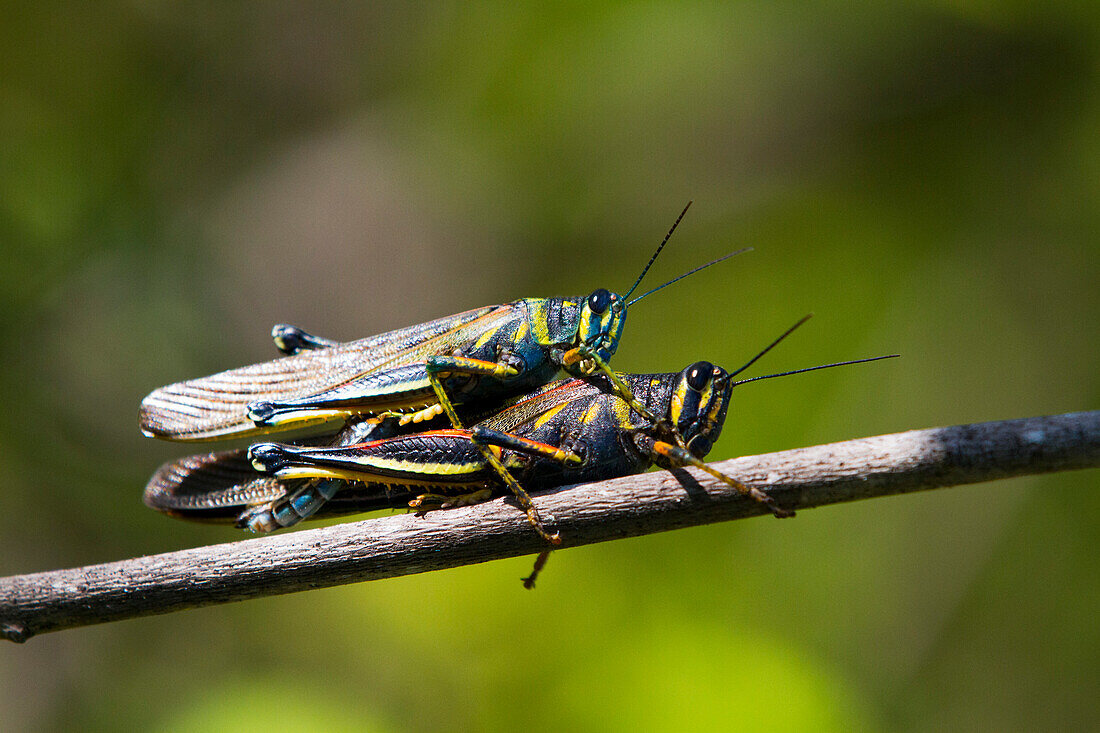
140,305,505,441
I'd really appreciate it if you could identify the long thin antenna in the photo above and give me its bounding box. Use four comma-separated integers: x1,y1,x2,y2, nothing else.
626,248,751,307
730,314,813,378
623,201,693,301
731,355,899,387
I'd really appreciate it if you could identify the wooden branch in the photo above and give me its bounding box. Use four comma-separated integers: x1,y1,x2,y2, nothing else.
2,411,1097,643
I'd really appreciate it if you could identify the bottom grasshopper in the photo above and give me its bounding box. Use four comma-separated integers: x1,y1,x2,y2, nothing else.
145,320,895,544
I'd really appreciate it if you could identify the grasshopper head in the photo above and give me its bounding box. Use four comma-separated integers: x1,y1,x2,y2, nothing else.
570,288,626,370
668,361,732,458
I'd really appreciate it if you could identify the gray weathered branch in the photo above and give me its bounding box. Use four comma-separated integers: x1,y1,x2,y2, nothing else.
2,411,1097,643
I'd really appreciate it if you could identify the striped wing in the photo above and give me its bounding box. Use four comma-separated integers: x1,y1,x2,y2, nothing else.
144,448,287,520
140,304,514,442
144,448,416,523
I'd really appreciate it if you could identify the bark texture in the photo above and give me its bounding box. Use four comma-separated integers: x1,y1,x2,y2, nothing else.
2,411,1097,643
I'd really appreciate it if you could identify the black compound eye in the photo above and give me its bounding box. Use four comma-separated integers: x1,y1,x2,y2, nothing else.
685,361,714,391
588,288,612,314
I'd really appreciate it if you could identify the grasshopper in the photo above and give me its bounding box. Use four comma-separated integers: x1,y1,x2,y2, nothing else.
140,203,740,542
144,362,778,531
144,317,896,547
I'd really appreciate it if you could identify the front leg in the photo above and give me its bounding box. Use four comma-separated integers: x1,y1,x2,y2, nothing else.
562,345,659,424
635,434,794,518
466,431,562,545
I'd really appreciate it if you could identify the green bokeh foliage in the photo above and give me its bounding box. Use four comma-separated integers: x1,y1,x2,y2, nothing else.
1,3,1096,731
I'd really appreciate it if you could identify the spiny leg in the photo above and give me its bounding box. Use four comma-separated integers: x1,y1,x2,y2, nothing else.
247,355,518,431
422,356,570,541
248,362,436,428
645,437,794,518
522,550,552,590
474,443,560,545
466,426,587,545
248,434,505,528
471,427,583,466
410,488,494,513
468,426,586,563
237,418,397,531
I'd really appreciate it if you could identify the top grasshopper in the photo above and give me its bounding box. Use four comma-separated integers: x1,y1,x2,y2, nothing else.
140,203,738,539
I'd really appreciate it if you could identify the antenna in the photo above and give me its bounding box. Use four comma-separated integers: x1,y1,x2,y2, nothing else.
623,201,693,301
731,354,899,387
730,314,813,378
626,248,751,307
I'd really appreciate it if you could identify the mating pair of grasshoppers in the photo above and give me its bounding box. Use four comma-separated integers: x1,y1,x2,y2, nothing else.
142,204,892,554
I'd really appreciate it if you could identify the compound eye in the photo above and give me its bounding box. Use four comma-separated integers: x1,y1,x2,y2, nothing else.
685,361,714,392
588,288,612,314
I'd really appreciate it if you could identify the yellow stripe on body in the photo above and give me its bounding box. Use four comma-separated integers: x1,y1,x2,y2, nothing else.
706,387,726,423
514,318,529,342
364,455,484,476
472,323,502,350
577,308,592,341
529,300,551,344
530,402,569,430
580,399,603,429
698,382,713,410
670,382,687,426
610,395,632,426
273,466,485,489
275,454,485,483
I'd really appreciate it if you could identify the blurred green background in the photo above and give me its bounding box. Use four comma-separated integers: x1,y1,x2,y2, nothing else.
1,3,1097,731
